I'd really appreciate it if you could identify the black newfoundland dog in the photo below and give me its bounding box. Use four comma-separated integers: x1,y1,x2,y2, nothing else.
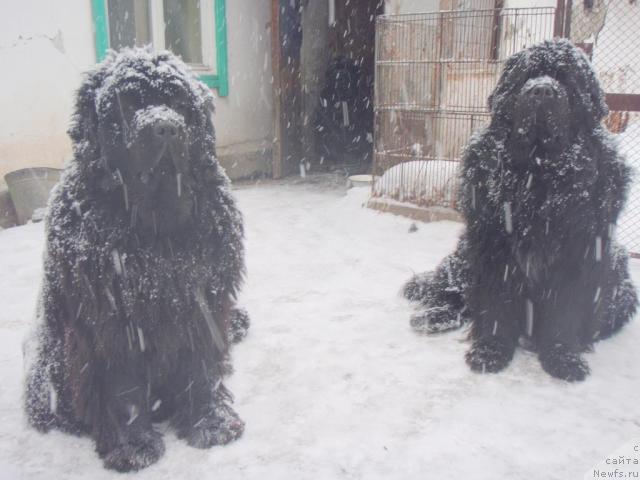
404,40,637,382
24,49,249,471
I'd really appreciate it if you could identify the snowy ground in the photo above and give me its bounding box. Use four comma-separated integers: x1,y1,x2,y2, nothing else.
0,177,639,479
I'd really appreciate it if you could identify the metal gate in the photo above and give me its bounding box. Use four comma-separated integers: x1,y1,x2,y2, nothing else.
372,7,556,208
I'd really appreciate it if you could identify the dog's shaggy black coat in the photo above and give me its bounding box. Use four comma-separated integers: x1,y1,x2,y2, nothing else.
405,40,637,382
24,49,249,471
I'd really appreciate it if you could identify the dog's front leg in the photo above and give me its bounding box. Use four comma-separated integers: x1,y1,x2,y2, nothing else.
171,350,244,449
92,361,165,472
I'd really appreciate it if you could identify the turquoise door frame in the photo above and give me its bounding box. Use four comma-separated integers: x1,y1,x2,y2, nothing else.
91,0,229,96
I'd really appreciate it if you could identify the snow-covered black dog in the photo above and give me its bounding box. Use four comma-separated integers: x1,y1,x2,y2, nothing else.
24,49,249,471
404,40,637,382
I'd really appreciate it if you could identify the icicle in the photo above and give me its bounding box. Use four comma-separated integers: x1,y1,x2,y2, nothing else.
115,90,130,139
177,173,182,197
526,299,534,337
492,321,498,335
75,301,84,320
593,287,601,303
342,101,350,126
126,405,139,426
115,169,129,211
213,378,222,391
595,236,602,262
48,383,58,414
126,325,133,350
105,287,117,311
111,249,123,276
194,288,226,352
503,264,509,282
130,204,138,228
526,173,533,189
503,202,513,233
152,211,158,236
137,327,145,352
193,417,206,428
545,220,549,235
72,201,82,217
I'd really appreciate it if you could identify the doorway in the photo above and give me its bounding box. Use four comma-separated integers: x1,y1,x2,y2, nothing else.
271,0,384,178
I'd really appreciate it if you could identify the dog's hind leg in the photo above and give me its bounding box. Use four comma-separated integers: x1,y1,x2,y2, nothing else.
24,330,59,432
405,245,470,334
597,244,637,341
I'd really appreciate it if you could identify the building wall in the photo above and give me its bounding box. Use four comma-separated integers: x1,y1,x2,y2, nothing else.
215,0,273,179
0,0,273,183
385,0,440,14
385,0,555,14
0,0,95,183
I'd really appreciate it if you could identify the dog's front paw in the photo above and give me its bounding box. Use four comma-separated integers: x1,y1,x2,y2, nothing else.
229,307,250,344
466,337,514,374
185,403,244,449
102,429,165,472
539,344,590,382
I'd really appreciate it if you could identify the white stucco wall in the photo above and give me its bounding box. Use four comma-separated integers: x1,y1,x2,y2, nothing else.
0,0,95,182
214,0,273,153
385,0,440,14
504,0,555,7
0,0,273,183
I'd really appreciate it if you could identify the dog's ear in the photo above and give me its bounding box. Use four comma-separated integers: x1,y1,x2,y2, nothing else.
488,50,529,123
198,83,217,153
68,72,101,146
572,46,608,121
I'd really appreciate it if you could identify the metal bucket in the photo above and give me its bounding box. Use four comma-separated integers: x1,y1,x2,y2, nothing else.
4,168,62,225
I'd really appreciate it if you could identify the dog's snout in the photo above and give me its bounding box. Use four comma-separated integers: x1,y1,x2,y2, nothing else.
153,120,179,139
529,84,556,98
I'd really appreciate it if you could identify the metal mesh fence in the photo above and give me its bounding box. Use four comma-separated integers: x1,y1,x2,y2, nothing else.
372,2,640,254
568,0,640,255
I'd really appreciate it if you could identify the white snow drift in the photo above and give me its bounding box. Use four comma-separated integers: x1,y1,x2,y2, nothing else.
0,181,638,479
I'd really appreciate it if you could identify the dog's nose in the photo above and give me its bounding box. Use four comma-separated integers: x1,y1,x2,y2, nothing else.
529,84,556,99
153,120,179,139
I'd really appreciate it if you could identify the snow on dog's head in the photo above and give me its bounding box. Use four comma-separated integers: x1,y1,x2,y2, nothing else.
488,39,608,134
65,48,222,231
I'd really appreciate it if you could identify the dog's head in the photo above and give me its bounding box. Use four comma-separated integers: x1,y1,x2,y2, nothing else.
69,48,218,231
488,39,607,152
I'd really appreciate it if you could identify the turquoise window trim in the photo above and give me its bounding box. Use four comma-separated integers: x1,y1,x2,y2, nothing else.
91,0,229,97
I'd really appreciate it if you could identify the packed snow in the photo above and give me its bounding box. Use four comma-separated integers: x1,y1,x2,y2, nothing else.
373,160,458,206
0,178,639,479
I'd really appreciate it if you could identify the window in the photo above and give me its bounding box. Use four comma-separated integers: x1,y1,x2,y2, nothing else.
91,0,228,96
